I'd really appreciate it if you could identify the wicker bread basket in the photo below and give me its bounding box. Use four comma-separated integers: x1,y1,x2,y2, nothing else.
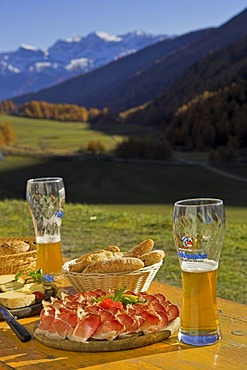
62,259,162,293
0,237,37,275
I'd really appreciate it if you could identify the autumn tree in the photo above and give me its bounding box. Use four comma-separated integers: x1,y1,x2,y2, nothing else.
0,100,17,114
0,121,16,146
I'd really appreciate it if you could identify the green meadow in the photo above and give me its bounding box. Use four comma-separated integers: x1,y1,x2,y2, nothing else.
0,200,246,305
1,114,159,154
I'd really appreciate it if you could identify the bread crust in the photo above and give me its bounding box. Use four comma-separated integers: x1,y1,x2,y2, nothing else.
69,250,113,272
0,241,30,256
124,239,154,257
106,246,121,253
83,257,144,274
0,291,35,309
69,250,123,273
139,250,165,266
68,239,164,274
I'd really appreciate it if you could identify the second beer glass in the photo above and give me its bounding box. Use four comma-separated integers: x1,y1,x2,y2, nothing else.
172,198,225,346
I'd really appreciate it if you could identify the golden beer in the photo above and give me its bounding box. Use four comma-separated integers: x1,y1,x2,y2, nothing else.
36,241,63,274
26,177,65,278
173,198,225,345
179,260,221,342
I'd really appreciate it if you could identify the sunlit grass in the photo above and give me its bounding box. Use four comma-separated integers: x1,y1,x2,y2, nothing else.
1,114,160,153
0,200,246,304
1,114,121,152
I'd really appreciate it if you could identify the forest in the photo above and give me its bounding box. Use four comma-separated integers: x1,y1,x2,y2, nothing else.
0,100,111,123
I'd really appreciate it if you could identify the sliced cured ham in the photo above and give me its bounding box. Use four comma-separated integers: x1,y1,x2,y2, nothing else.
68,314,101,342
35,288,179,342
91,317,124,341
35,308,55,335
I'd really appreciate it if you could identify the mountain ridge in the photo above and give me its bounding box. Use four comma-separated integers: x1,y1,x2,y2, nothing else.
11,28,213,107
11,8,247,113
0,30,167,100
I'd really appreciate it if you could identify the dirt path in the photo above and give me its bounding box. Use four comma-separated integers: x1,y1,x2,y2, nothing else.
201,163,247,183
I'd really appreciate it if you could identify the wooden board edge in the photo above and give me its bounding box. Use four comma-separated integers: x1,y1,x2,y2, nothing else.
33,317,180,352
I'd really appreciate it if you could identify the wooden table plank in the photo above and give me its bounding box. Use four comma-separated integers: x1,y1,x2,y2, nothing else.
0,281,246,370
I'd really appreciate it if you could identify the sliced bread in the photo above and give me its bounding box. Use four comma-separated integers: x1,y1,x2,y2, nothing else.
0,291,35,309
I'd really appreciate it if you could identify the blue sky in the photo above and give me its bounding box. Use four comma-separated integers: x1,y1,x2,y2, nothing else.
0,0,246,52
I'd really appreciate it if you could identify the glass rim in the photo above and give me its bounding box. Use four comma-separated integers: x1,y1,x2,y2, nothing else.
174,198,224,207
27,177,63,184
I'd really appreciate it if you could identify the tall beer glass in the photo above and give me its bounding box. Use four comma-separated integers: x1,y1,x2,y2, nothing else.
26,177,65,279
172,198,225,346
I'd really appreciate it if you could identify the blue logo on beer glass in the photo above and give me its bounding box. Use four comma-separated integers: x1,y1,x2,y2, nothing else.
178,251,208,260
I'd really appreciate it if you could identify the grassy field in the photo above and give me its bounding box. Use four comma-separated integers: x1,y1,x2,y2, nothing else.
1,114,160,154
0,200,246,305
1,114,120,153
1,155,247,207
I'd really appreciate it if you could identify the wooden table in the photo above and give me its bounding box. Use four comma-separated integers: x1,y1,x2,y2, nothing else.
0,281,246,370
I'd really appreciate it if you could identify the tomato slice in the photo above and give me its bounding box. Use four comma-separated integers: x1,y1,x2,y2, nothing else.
99,297,123,309
99,297,115,309
113,301,123,309
33,291,45,301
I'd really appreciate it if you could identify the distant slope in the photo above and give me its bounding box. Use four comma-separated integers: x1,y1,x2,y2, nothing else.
12,8,247,113
125,32,247,125
99,8,247,112
166,79,247,151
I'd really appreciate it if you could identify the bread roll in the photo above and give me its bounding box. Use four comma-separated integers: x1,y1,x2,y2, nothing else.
106,246,121,253
75,250,114,264
139,250,165,266
124,239,154,258
0,241,30,256
83,257,144,274
69,250,123,273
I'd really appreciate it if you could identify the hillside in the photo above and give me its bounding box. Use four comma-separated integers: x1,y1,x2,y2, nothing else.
97,8,247,113
124,32,247,125
12,8,247,113
165,79,247,154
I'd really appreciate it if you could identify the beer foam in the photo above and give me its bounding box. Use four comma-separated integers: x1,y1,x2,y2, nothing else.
181,259,218,273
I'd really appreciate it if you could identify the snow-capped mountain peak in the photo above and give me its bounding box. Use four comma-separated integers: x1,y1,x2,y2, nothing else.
93,31,122,42
19,43,40,51
64,35,82,43
0,30,168,100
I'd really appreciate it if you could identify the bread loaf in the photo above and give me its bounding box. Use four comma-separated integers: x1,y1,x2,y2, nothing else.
69,250,123,273
124,239,154,258
139,250,165,266
83,257,144,274
106,246,121,253
0,291,35,309
67,239,164,275
0,241,30,256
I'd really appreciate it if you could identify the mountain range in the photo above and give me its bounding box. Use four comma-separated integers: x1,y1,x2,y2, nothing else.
0,31,167,101
10,8,247,116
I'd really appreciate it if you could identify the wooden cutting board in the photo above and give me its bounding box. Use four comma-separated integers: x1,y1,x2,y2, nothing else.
0,301,43,320
33,317,180,352
0,288,54,320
